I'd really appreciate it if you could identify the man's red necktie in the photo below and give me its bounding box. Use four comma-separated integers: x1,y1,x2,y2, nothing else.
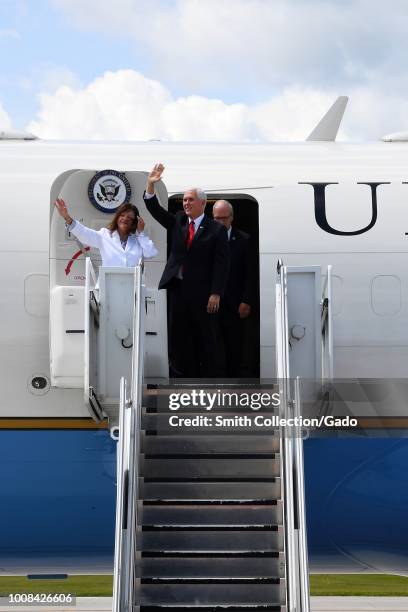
186,220,195,249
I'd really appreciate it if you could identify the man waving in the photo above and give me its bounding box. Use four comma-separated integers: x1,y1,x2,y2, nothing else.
144,163,229,378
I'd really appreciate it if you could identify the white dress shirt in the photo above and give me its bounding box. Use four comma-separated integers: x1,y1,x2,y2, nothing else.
176,213,204,278
68,220,158,267
190,213,205,232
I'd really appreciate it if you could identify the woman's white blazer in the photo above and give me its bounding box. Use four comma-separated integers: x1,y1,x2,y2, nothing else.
69,220,158,266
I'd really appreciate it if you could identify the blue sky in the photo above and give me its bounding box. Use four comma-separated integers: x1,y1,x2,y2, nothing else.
1,0,408,141
0,0,137,127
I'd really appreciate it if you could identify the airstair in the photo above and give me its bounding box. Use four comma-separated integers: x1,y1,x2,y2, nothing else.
110,260,333,611
82,259,142,428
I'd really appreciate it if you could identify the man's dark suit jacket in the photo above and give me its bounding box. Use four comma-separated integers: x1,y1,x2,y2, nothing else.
144,193,229,304
223,227,253,311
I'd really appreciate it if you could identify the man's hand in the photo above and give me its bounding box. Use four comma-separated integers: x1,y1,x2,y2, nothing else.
238,302,251,319
54,198,73,224
146,163,165,194
207,294,220,314
137,217,145,233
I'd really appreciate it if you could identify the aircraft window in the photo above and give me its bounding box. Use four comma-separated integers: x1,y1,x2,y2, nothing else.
371,275,401,316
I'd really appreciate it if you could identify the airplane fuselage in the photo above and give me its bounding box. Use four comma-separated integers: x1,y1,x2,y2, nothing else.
1,139,408,575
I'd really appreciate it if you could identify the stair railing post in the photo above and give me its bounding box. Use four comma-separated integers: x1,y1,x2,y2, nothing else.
112,377,130,611
294,377,311,612
126,262,145,610
276,261,298,611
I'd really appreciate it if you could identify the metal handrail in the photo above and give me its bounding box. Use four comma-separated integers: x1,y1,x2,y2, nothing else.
283,400,298,612
276,262,310,611
84,258,102,420
112,377,130,611
112,262,145,612
85,256,98,288
294,377,310,612
126,263,145,610
276,262,297,611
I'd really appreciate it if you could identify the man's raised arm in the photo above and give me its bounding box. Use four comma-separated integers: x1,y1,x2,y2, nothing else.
144,163,174,230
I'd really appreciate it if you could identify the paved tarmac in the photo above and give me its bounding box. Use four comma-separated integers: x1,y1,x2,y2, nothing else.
1,596,408,611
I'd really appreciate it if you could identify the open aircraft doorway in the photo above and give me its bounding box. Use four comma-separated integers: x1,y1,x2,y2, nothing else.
168,193,260,378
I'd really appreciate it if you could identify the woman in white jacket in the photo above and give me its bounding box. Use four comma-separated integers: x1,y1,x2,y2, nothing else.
54,198,158,265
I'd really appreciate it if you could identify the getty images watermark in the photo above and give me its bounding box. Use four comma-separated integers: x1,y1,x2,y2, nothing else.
167,389,358,429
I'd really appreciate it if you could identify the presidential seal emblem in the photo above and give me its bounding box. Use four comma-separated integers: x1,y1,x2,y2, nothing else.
88,169,131,213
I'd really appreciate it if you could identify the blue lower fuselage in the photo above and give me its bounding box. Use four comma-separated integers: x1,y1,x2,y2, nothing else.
1,431,407,574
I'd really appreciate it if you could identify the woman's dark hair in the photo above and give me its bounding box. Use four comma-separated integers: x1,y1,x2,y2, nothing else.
107,203,140,234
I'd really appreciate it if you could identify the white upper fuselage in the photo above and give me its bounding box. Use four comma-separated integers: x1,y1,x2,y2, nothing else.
2,139,408,416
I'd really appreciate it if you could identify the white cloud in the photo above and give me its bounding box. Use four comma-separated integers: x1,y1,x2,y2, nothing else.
161,96,251,141
27,69,337,141
28,70,171,140
50,0,145,31
27,67,408,142
50,0,408,95
28,70,250,140
251,89,335,141
44,1,408,141
0,101,12,130
341,87,408,141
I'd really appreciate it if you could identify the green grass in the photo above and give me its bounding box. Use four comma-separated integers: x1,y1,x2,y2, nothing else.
1,574,408,597
0,575,113,597
310,574,408,596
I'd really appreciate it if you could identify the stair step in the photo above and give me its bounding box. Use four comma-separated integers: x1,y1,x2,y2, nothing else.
145,383,278,392
142,578,280,584
137,529,283,552
140,607,283,611
141,481,281,501
142,458,280,479
135,556,285,578
141,503,282,526
141,435,280,454
134,583,284,606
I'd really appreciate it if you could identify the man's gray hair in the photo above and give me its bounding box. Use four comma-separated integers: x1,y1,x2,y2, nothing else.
194,188,207,203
